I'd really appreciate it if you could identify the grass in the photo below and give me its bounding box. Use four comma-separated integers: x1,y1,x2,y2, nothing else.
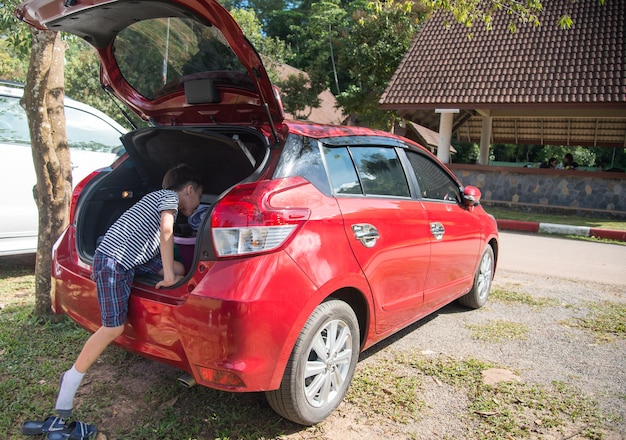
347,357,423,423
486,207,626,231
490,287,560,308
397,354,613,439
0,256,622,439
565,301,626,342
466,320,530,342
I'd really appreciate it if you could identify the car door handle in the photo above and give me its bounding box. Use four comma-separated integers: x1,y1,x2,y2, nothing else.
351,223,379,248
430,222,445,240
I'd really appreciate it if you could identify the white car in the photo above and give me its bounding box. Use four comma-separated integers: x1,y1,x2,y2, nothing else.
0,81,127,256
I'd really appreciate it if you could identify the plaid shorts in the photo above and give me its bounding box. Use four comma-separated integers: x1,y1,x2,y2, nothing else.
92,251,163,327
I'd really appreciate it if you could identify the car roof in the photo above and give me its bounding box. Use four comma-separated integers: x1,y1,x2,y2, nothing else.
286,120,414,144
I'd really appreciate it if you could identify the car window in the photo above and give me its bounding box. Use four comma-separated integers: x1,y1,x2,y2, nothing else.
406,150,460,202
350,146,410,197
0,94,122,154
274,134,331,195
65,106,124,153
114,17,251,100
322,145,410,197
323,146,362,195
0,95,30,143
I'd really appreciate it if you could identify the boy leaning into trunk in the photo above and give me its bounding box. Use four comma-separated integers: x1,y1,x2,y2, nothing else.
22,164,202,438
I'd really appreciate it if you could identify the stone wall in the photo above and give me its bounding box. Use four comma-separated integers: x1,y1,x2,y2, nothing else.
448,164,626,219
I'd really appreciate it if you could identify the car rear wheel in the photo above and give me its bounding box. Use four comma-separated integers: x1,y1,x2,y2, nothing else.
458,246,494,309
266,299,360,425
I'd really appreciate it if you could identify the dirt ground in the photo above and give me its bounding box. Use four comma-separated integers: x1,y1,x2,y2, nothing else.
281,268,626,440
85,267,625,440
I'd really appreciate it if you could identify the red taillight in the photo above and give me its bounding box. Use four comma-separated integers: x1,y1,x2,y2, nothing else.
211,177,311,258
69,170,101,225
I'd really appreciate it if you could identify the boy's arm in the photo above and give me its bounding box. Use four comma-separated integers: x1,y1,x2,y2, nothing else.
156,209,181,289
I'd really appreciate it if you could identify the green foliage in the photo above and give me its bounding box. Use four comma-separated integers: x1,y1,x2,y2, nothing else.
287,0,349,95
0,37,28,80
557,14,574,29
0,0,32,56
275,73,321,119
335,1,426,129
230,7,292,84
461,143,626,170
451,141,480,163
540,145,604,168
426,0,543,32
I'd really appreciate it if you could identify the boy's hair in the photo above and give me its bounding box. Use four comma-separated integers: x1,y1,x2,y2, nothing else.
162,164,202,191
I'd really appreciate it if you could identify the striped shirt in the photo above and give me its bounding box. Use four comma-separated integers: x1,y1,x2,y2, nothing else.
97,189,179,270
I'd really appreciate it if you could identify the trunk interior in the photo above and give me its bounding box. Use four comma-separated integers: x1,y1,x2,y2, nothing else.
74,126,270,273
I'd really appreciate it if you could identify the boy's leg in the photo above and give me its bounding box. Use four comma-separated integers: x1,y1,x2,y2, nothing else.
55,253,133,418
55,325,125,417
75,325,125,372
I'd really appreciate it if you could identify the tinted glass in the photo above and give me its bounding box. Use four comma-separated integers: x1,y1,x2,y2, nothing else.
323,146,362,195
350,147,410,197
407,151,460,201
0,95,122,153
114,17,251,100
274,135,331,194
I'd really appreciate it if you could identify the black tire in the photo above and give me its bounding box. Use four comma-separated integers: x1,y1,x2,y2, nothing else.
265,300,360,425
458,246,495,309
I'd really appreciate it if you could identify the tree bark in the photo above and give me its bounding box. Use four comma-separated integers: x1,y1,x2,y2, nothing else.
21,29,71,319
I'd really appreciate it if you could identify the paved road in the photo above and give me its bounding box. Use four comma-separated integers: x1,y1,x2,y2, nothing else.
497,231,626,285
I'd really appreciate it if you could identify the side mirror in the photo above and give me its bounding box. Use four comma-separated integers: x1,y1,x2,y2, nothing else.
462,185,482,207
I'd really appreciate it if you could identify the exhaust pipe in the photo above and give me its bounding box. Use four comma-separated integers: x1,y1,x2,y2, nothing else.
178,373,197,388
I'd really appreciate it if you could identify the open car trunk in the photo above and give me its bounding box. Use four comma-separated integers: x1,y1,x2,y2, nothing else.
73,125,271,270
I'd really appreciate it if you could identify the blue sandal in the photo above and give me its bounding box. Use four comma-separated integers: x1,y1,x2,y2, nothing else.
45,421,97,440
21,416,67,435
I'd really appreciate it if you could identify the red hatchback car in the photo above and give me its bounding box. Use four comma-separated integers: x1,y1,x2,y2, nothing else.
17,0,498,425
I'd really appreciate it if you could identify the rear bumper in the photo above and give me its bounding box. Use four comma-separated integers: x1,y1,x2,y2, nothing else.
51,228,319,392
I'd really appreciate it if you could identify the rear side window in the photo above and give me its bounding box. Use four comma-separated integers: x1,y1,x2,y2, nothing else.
323,146,361,195
274,134,331,194
324,145,410,197
406,151,460,201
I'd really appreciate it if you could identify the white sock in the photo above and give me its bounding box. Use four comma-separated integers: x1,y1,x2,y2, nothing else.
55,365,85,418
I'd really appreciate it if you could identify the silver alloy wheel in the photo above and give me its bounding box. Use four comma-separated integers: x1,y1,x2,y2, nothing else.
265,300,360,425
303,319,353,408
476,249,494,302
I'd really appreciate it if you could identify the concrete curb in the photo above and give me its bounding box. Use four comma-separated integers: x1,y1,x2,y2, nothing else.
496,219,626,242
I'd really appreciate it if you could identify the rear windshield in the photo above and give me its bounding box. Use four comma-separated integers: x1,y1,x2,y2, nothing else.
114,17,252,100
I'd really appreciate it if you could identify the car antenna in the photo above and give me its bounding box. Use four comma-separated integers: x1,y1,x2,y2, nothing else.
102,85,137,130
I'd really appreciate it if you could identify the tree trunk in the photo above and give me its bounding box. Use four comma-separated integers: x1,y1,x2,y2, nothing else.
21,29,71,319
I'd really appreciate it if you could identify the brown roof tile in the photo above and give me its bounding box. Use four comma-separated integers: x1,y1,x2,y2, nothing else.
381,0,626,109
275,64,344,125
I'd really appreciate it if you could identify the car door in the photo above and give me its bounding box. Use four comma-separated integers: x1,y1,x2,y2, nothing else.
323,141,431,333
405,150,482,309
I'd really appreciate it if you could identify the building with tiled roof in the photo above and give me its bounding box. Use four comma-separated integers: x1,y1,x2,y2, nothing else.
275,64,344,125
380,0,626,164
